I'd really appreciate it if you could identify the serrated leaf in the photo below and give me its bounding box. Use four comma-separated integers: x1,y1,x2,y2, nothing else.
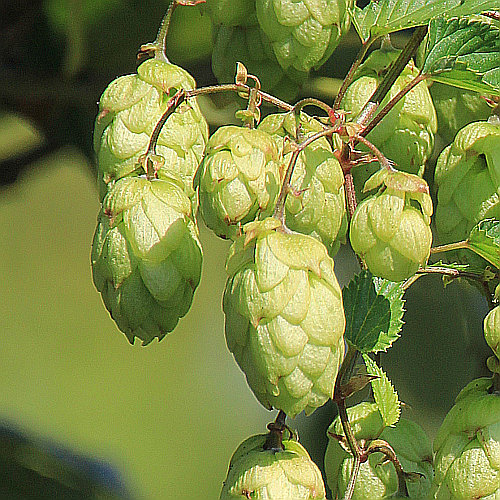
467,218,500,268
362,354,401,427
351,0,500,43
421,17,500,95
342,271,405,354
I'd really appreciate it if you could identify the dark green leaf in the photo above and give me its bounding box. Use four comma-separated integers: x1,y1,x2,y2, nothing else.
421,17,500,95
363,354,401,427
342,271,405,354
467,218,500,268
351,0,500,43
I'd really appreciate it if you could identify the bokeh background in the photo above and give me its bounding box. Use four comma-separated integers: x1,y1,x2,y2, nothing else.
0,1,493,498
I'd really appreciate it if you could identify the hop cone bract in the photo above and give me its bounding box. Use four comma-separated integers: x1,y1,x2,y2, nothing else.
484,306,500,375
94,58,208,203
258,111,347,256
205,0,255,26
325,402,434,499
197,126,282,239
220,433,326,499
91,176,202,344
223,218,345,417
431,377,500,499
434,120,500,263
350,172,433,281
342,48,437,195
256,0,352,74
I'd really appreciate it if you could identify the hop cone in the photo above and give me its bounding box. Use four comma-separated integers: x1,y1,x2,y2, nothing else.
256,0,352,74
342,48,437,195
93,58,208,203
220,434,326,499
349,171,433,282
430,82,494,145
223,218,345,417
258,111,347,256
325,402,434,499
197,126,282,239
431,377,500,499
91,176,202,344
211,12,304,100
434,120,500,264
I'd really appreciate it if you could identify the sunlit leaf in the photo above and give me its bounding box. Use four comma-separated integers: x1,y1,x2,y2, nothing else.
421,17,500,95
343,271,405,353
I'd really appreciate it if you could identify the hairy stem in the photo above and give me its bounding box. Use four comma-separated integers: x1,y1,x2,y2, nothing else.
430,241,469,254
353,134,395,171
273,150,300,224
342,456,361,500
294,97,333,117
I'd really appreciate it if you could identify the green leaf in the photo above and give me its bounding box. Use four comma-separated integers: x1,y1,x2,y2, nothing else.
467,218,500,268
351,0,500,43
342,271,405,354
421,17,500,95
362,354,401,427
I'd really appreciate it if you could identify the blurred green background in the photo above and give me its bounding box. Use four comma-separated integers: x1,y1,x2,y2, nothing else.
0,1,493,498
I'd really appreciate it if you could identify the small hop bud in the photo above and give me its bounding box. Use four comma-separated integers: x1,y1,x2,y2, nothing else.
325,402,434,500
223,218,345,417
431,377,500,499
349,171,433,282
220,434,326,499
91,176,202,344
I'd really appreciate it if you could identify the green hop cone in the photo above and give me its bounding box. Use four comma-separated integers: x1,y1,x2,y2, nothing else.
94,58,208,203
431,377,500,499
220,433,326,499
256,0,352,74
91,176,202,345
342,48,437,195
349,170,433,281
211,16,304,101
325,402,434,499
258,111,347,256
223,218,345,417
430,82,494,145
434,120,500,265
197,126,282,239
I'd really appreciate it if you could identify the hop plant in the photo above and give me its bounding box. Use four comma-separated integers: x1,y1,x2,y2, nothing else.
258,111,347,256
431,377,500,499
255,0,352,74
434,120,500,262
223,218,345,417
430,82,494,145
342,48,437,195
349,170,433,282
220,433,326,499
91,176,202,345
197,126,283,239
325,402,434,499
93,57,208,203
